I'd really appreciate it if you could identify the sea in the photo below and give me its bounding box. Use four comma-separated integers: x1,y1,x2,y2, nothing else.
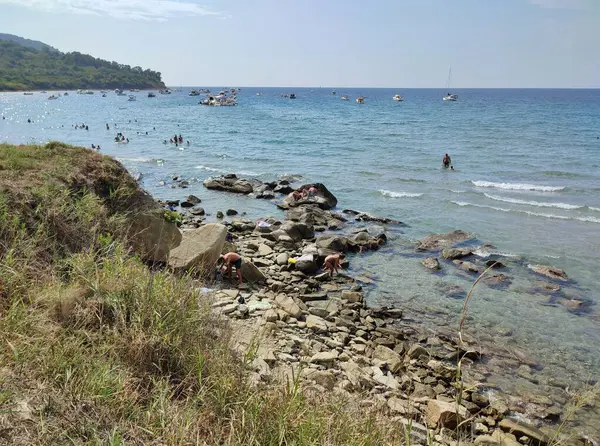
2,87,600,433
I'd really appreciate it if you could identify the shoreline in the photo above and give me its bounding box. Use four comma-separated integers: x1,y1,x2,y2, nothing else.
155,173,599,444
0,86,166,93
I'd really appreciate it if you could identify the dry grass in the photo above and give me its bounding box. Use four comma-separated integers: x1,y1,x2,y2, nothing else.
0,143,406,445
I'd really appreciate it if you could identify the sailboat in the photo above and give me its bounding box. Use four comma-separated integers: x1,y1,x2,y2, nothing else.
443,67,458,101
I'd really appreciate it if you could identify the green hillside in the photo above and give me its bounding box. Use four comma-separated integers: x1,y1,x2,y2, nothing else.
0,38,165,91
0,33,58,52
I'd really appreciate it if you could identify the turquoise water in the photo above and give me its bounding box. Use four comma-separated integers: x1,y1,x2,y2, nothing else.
2,88,600,416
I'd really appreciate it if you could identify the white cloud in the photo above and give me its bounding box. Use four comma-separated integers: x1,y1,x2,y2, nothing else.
0,0,221,21
529,0,591,10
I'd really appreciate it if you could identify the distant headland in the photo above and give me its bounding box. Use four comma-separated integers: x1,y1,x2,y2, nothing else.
0,33,166,91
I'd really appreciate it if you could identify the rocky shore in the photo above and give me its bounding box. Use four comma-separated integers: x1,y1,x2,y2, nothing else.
154,174,597,446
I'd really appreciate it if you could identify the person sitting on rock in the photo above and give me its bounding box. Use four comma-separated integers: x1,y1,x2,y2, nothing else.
323,253,345,278
306,186,318,199
218,252,243,285
291,190,303,201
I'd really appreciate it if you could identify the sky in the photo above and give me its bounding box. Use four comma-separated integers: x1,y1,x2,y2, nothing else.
0,0,599,88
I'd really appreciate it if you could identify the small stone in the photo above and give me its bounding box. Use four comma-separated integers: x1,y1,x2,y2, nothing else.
264,309,278,322
341,290,362,303
425,399,469,429
276,253,290,265
310,350,339,365
226,209,238,216
422,257,441,270
216,211,224,219
258,244,274,256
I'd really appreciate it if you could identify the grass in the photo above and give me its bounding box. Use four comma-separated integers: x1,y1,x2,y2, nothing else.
0,143,407,445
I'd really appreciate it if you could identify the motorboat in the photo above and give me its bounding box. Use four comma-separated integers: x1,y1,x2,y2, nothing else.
256,92,263,96
332,90,336,95
289,93,296,99
393,94,404,102
199,94,237,106
63,92,69,96
48,95,58,100
115,89,127,96
356,96,365,104
24,92,34,95
85,90,94,95
159,89,172,95
340,95,349,101
102,93,107,97
129,88,139,92
148,92,156,98
189,90,200,96
443,93,458,101
128,95,137,101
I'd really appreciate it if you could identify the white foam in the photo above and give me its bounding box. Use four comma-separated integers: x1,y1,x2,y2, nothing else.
483,193,582,210
450,189,466,194
118,157,163,163
379,189,423,198
472,248,519,259
589,207,600,212
452,201,600,224
195,165,227,173
472,180,564,192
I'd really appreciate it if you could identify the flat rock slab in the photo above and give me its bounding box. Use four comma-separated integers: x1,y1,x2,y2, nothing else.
417,230,473,252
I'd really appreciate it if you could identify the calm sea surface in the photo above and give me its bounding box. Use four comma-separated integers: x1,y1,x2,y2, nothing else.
2,87,600,429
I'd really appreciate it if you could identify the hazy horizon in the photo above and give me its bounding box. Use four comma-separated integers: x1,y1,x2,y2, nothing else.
1,0,599,88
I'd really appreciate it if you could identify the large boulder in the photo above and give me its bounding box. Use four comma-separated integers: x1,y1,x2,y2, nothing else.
528,264,568,281
283,183,338,210
281,221,314,241
129,210,182,263
316,235,348,252
168,223,226,273
417,230,473,252
203,174,259,194
241,258,266,283
294,254,319,274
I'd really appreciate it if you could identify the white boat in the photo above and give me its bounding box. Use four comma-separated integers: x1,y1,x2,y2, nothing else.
332,90,336,95
256,92,263,96
393,94,404,102
148,92,156,98
356,96,365,104
24,92,34,95
128,95,136,102
85,90,94,95
340,95,349,101
189,90,200,96
443,67,458,101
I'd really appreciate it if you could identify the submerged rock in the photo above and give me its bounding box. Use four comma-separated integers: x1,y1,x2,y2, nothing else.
528,264,568,281
422,257,441,270
417,230,473,252
203,174,259,194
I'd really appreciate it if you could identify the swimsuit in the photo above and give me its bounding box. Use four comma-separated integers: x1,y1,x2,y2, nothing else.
232,258,242,269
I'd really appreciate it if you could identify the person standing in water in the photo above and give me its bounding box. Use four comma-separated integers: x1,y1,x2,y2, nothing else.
323,253,345,278
442,153,451,168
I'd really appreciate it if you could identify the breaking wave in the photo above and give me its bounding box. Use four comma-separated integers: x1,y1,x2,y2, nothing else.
379,190,423,198
471,180,564,192
452,201,600,224
483,193,582,210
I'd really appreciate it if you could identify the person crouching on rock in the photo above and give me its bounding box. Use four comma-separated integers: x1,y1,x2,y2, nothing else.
323,253,345,278
291,190,303,201
219,252,243,285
